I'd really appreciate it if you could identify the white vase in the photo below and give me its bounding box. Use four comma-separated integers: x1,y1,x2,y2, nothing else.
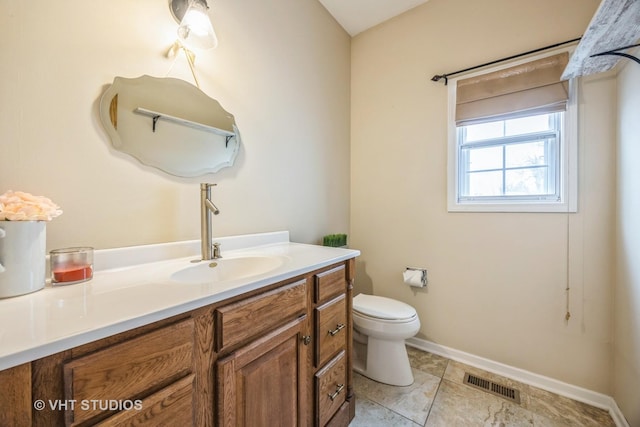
0,220,46,298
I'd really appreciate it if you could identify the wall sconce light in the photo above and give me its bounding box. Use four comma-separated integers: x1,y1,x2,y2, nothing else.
169,0,218,50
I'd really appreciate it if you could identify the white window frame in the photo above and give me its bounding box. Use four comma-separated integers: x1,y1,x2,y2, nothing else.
447,49,578,213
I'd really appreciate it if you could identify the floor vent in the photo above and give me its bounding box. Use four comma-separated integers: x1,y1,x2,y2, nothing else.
463,373,521,404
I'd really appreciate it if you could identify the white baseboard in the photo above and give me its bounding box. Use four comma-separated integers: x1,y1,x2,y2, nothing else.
406,337,629,427
609,400,631,427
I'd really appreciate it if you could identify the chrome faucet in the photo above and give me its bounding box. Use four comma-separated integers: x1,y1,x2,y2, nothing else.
200,183,221,260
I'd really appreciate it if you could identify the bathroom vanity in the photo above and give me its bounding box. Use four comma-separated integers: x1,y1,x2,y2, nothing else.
0,232,359,426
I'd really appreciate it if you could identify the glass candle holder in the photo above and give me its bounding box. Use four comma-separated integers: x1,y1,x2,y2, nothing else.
50,247,94,285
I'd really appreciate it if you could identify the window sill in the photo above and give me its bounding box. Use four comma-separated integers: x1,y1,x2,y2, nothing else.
448,201,577,213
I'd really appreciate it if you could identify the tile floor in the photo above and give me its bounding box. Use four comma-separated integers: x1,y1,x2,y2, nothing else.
350,346,616,427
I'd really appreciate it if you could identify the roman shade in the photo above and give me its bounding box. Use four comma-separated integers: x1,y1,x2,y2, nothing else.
455,52,569,126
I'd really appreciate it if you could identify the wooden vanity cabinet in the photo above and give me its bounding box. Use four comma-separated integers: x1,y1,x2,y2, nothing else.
0,258,356,427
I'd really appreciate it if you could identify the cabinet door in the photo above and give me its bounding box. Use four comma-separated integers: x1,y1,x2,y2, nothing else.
217,316,308,427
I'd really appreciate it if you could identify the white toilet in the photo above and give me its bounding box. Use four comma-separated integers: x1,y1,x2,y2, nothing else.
352,293,420,386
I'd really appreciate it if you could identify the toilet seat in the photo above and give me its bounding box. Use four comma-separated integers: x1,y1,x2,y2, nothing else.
353,294,417,321
354,310,418,324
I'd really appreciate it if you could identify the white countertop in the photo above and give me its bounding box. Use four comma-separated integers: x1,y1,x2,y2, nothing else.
0,231,359,371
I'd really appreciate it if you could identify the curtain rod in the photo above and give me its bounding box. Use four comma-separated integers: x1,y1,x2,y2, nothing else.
590,42,640,65
431,37,582,85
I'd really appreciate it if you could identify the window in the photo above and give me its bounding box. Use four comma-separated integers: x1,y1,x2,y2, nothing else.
447,51,577,212
459,113,561,200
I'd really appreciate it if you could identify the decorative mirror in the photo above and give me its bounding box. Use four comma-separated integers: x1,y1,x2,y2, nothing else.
99,75,240,177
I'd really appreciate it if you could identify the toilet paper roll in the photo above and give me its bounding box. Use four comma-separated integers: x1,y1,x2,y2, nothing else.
403,269,425,288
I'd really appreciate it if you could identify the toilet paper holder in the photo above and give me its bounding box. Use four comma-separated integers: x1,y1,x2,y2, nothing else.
404,267,427,287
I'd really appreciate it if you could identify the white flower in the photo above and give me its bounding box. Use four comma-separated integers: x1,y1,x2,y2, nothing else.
0,190,63,221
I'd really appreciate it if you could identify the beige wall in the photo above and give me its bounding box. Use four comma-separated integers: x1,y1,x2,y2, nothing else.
0,0,351,250
350,0,616,393
614,54,640,426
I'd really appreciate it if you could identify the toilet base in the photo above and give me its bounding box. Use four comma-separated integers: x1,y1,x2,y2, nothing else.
353,335,414,386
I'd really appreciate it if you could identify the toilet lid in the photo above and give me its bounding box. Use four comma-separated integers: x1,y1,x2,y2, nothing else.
353,294,417,321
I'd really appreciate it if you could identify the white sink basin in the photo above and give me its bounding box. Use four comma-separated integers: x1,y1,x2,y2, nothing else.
170,255,287,284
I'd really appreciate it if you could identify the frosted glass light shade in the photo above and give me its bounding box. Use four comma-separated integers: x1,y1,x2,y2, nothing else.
177,0,218,50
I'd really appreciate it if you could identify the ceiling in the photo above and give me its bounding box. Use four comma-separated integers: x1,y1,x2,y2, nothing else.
318,0,429,36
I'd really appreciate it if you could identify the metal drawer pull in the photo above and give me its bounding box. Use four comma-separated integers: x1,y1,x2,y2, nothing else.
328,384,345,401
328,323,345,336
302,335,312,345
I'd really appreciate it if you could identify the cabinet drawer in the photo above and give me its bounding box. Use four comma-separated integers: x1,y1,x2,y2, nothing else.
315,294,347,368
95,374,195,426
315,351,347,427
314,265,346,303
215,279,307,351
63,319,194,426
